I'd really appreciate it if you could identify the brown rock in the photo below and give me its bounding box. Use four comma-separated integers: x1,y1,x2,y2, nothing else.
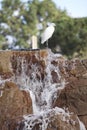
13,109,80,130
0,81,32,130
47,114,80,130
0,51,12,74
51,70,59,83
0,50,87,129
53,59,87,129
79,115,87,130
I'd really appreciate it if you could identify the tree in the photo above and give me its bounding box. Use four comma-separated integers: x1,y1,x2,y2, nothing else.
0,0,29,48
1,0,87,59
38,0,58,28
0,0,58,49
49,16,87,58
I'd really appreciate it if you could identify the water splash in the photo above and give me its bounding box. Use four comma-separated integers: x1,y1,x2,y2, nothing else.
12,49,65,114
10,49,86,130
22,107,77,130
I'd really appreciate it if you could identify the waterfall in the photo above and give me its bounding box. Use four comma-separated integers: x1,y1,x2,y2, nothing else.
10,49,86,130
13,49,65,114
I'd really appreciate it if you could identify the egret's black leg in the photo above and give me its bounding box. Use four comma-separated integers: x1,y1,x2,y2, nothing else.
46,40,48,48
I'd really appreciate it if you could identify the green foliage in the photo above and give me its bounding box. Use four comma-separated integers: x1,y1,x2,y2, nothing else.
0,35,6,49
38,0,58,29
0,0,58,49
0,0,87,58
49,17,87,58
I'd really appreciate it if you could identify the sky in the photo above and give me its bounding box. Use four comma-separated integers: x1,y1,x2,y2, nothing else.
53,0,87,18
0,0,87,18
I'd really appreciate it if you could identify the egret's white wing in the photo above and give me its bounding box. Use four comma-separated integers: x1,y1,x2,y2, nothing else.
41,26,55,44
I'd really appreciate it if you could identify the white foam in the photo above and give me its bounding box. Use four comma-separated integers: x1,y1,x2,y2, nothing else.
23,107,75,130
8,49,86,130
13,49,65,114
78,118,86,130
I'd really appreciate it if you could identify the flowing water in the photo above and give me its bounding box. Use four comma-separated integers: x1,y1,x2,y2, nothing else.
0,49,86,130
13,49,65,114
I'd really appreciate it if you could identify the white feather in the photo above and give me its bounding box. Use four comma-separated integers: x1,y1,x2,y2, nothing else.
41,23,55,44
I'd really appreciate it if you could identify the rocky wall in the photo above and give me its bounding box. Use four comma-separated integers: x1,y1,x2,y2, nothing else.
0,50,87,130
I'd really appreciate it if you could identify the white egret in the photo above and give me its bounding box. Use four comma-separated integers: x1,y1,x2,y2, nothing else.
41,23,56,47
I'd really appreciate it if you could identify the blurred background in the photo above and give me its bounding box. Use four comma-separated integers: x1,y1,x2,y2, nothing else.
0,0,87,59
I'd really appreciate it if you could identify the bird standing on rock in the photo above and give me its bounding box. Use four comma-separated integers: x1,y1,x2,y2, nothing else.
41,23,56,47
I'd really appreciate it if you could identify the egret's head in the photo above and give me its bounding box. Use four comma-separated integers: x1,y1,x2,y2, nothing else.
47,22,56,27
51,23,56,26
